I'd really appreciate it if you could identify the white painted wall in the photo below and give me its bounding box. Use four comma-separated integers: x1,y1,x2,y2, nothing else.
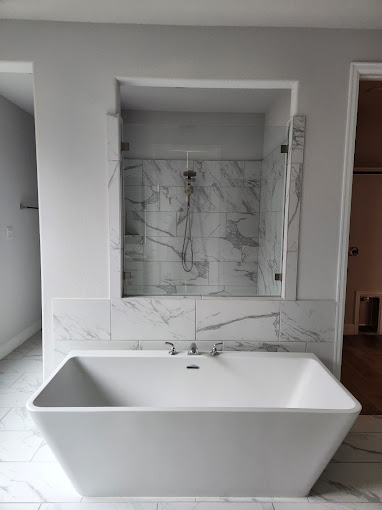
263,89,290,157
0,22,381,374
0,94,41,356
122,110,265,160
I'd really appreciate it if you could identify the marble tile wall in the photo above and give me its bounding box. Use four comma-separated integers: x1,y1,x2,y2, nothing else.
52,298,337,371
123,159,262,297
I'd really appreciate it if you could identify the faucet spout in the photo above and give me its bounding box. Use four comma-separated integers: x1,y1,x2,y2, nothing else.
188,342,200,355
211,342,223,356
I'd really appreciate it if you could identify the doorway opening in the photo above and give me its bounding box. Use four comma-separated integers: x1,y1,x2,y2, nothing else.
341,78,382,414
0,63,43,425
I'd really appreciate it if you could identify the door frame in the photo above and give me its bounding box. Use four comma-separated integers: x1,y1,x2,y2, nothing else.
334,62,382,378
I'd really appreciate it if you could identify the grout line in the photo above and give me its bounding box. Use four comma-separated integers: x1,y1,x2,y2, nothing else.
30,437,46,462
7,371,26,389
0,407,12,423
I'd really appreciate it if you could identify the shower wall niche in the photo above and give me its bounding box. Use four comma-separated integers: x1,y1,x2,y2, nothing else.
122,92,289,297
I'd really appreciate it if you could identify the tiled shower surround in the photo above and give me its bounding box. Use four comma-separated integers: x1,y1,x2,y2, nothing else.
123,158,280,297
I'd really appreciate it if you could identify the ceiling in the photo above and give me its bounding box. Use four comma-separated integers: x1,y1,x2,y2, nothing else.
120,84,290,114
0,73,34,115
0,0,382,28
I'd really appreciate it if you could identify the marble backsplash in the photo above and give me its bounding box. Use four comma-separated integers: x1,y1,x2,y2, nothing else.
53,297,337,372
123,159,262,296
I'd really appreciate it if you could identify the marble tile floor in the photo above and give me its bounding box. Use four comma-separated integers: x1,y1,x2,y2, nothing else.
1,332,382,508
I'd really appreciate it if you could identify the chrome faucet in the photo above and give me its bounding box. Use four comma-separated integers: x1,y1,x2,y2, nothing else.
188,342,200,355
165,342,178,355
211,342,223,356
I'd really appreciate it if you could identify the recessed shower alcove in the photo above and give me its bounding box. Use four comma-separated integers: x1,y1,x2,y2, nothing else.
117,82,293,298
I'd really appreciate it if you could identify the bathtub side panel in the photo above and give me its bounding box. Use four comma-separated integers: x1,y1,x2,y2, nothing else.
28,408,358,497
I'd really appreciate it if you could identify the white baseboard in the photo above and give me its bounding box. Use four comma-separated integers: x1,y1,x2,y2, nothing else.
344,323,356,335
0,319,42,360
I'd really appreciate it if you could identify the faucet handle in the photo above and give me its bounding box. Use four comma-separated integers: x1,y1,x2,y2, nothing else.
211,342,223,356
165,342,178,355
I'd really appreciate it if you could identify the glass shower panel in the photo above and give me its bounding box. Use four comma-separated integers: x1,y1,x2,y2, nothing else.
257,126,288,297
122,122,288,298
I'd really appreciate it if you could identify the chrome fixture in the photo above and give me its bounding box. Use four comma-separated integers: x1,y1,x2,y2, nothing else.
210,342,223,356
170,150,209,274
181,160,196,273
183,169,197,205
186,364,200,369
165,342,178,355
188,342,200,355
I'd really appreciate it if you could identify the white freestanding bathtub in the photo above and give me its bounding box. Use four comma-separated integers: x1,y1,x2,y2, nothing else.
27,351,360,498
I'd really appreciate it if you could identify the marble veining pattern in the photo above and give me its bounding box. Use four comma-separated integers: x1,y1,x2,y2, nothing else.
211,185,260,214
196,300,280,341
126,211,177,237
286,163,302,251
124,158,262,297
111,298,195,340
332,433,382,463
53,299,111,341
160,185,213,213
123,158,143,185
290,115,306,165
176,212,226,238
280,300,336,343
224,341,307,352
226,213,259,238
161,261,209,285
309,463,382,503
124,236,144,261
125,185,160,212
208,261,258,287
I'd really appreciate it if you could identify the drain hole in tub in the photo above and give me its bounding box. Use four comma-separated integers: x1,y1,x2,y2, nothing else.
187,364,200,369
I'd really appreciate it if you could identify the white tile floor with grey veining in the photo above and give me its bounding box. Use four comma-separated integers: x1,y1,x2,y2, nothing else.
1,331,382,509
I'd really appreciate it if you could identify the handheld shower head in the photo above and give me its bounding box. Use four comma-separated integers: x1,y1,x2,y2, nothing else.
184,168,196,202
183,170,197,179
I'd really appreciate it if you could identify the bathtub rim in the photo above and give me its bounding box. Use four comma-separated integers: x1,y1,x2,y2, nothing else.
26,350,361,415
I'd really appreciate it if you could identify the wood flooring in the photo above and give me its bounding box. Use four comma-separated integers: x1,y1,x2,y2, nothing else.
342,334,382,414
